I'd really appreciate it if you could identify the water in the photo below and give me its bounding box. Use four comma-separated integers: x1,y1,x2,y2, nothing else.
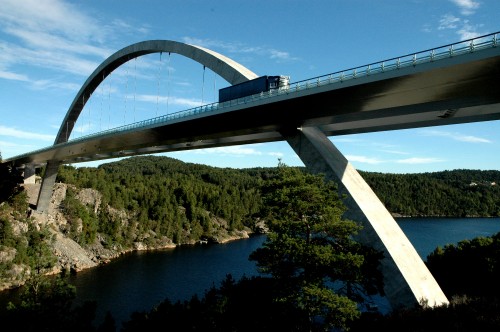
69,234,267,326
2,218,500,327
397,217,500,260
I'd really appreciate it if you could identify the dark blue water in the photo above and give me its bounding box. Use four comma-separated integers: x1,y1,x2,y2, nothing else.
69,235,267,326
2,218,500,327
397,217,500,260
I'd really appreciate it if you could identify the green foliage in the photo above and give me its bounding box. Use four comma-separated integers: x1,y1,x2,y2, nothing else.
61,187,99,245
121,275,309,332
250,163,384,331
25,222,57,275
426,231,500,298
57,156,265,245
0,216,15,248
361,169,500,217
4,273,98,332
0,188,57,283
0,163,23,203
351,295,500,331
56,157,500,252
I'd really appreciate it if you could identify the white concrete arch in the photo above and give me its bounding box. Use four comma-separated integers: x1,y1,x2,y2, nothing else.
54,40,258,145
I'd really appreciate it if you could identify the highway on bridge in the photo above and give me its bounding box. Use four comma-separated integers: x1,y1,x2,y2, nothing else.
4,33,500,167
3,33,500,311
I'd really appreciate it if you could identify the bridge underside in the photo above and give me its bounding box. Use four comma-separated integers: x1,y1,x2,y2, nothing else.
9,48,500,167
284,127,448,309
7,40,500,312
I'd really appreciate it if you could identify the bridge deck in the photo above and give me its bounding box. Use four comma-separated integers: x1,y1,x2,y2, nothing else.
5,35,500,166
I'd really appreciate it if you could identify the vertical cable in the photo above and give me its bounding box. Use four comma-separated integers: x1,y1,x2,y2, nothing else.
201,65,206,105
108,79,111,129
87,92,92,136
134,58,137,122
213,71,217,103
166,52,171,114
157,52,162,117
100,73,104,131
124,59,129,125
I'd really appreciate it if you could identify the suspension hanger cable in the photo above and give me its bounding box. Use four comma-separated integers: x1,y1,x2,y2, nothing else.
166,52,171,114
201,65,206,105
107,74,111,130
87,92,92,136
213,70,217,103
100,73,104,131
80,94,85,137
124,59,129,125
157,52,163,117
134,57,137,122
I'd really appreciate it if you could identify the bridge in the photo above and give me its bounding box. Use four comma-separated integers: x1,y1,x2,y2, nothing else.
3,32,500,312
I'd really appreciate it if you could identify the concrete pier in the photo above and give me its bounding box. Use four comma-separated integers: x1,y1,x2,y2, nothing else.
36,160,61,213
283,126,449,309
23,164,36,184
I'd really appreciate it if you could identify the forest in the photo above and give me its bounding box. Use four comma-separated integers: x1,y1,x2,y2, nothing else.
50,156,500,251
1,156,500,331
64,156,500,219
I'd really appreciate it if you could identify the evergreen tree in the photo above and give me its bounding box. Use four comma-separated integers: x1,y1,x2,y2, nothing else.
249,163,384,331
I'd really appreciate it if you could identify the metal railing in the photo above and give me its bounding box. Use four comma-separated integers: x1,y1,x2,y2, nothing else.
9,32,500,161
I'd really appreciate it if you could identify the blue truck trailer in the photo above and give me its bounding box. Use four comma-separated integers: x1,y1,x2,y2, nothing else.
218,75,290,103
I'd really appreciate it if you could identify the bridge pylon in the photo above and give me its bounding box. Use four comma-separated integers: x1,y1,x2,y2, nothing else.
282,126,449,310
36,160,61,213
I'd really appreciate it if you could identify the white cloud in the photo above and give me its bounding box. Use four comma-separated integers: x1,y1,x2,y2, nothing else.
187,146,263,157
346,155,383,164
5,27,110,58
436,1,484,40
456,23,482,40
0,0,104,42
181,37,297,62
397,157,444,164
450,0,480,15
0,70,29,81
438,14,461,30
135,95,202,108
420,129,492,143
379,149,410,155
0,126,54,141
330,137,362,143
0,0,127,88
269,49,292,61
175,145,284,159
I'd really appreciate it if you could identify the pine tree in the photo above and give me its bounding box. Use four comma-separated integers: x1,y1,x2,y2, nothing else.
250,163,384,331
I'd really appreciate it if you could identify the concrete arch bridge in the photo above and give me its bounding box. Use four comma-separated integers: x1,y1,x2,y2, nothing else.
5,32,500,312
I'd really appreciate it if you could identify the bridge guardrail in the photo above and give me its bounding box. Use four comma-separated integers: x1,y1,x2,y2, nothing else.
72,32,499,143
8,32,499,162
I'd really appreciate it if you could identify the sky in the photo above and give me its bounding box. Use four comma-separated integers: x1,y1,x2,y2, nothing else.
1,0,499,174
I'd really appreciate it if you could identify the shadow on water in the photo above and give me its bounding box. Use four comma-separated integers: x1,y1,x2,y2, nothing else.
2,218,500,327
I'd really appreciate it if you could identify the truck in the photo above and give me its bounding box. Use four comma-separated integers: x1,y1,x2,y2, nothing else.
218,75,290,103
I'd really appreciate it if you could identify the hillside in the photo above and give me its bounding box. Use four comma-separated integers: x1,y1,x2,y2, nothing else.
361,169,500,217
2,156,500,291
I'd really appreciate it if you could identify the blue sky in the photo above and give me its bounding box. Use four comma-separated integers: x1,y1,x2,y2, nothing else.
1,0,499,173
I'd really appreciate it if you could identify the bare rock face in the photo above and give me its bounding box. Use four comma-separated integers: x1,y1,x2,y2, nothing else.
21,184,98,275
52,233,98,272
0,180,259,292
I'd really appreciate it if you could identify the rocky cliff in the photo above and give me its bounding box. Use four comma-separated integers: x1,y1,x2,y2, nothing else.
0,182,257,291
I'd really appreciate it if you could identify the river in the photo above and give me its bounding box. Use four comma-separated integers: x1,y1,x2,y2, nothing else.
2,217,500,327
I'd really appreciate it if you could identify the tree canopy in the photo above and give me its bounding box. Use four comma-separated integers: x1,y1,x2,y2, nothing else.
250,163,384,331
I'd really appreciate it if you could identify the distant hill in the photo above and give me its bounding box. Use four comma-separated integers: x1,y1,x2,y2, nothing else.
360,169,500,217
60,156,500,218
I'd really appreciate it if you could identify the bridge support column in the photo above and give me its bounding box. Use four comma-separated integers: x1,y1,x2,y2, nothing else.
23,164,36,184
36,160,61,213
282,126,448,310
